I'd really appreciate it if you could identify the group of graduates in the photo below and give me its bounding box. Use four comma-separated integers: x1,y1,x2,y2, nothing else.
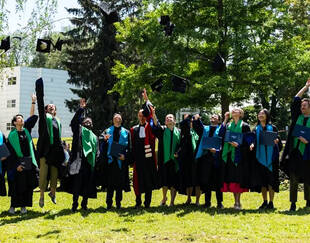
1,78,310,214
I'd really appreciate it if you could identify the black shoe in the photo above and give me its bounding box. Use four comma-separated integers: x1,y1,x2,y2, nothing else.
289,203,296,212
81,205,88,210
267,201,274,210
204,201,211,208
306,200,310,208
259,201,268,210
71,206,77,212
134,204,141,209
116,203,121,209
217,203,224,209
144,204,150,209
107,204,112,210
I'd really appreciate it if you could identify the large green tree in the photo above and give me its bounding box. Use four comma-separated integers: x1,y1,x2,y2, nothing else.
63,0,143,132
111,0,310,129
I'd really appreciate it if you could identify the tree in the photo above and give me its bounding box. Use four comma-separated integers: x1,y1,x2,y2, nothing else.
63,0,143,133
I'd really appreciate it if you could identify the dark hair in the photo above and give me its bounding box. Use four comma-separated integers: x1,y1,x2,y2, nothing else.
302,98,310,107
257,109,271,125
11,114,24,127
45,104,57,111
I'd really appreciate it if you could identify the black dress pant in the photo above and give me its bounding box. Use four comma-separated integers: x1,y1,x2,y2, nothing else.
72,194,88,209
136,191,152,207
106,188,123,206
205,190,223,204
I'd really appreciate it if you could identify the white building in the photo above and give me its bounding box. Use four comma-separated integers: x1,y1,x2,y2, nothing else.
0,67,77,138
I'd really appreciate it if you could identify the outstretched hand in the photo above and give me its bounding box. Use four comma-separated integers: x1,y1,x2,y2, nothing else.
31,93,37,103
142,88,148,102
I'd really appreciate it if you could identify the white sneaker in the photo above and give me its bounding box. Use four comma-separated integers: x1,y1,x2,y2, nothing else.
21,207,27,214
8,207,15,214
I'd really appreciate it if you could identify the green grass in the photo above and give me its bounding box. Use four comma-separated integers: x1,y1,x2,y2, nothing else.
0,189,310,242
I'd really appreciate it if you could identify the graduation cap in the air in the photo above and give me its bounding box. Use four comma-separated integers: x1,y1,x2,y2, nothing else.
36,39,52,53
0,36,10,52
151,78,164,92
53,38,64,51
171,75,187,93
98,1,119,24
211,53,226,72
164,24,175,36
160,15,170,26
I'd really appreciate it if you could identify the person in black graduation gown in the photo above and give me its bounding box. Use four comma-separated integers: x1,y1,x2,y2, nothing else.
100,113,131,209
131,90,158,208
249,109,282,210
6,95,38,214
178,115,201,205
35,78,65,208
193,114,225,209
221,109,251,210
281,79,310,211
65,99,99,212
150,106,180,207
0,130,8,197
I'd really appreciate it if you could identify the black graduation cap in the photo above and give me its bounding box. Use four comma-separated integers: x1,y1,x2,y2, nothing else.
164,24,175,36
160,15,170,26
0,36,10,52
171,75,187,93
53,38,64,51
151,78,163,92
212,53,226,72
36,39,52,53
98,1,119,24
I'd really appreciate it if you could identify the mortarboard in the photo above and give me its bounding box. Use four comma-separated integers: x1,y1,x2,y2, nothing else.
151,78,163,92
212,53,226,72
0,36,10,52
36,39,52,53
171,75,187,93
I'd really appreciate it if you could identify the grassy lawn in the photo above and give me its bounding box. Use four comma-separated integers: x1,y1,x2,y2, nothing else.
0,189,310,242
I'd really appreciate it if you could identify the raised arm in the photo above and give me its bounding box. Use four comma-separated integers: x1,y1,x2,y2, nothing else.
70,99,86,134
30,93,37,117
192,114,204,137
296,79,310,98
35,78,46,119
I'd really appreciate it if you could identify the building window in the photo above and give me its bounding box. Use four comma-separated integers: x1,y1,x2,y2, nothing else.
8,77,17,85
6,123,14,131
7,99,16,108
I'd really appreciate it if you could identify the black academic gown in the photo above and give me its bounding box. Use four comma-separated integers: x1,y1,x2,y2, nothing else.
63,108,98,199
193,119,225,192
99,126,131,192
35,79,65,169
131,124,158,194
250,125,282,192
151,123,180,189
0,132,7,196
221,121,251,189
6,116,38,207
178,118,198,195
281,97,310,184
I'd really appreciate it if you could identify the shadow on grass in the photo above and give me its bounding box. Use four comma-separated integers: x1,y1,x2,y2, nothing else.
279,207,310,216
44,206,108,220
114,204,279,217
0,210,47,226
36,230,61,239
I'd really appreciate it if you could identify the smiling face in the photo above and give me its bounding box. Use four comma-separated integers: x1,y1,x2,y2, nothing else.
138,110,146,125
14,115,24,127
301,100,310,116
165,114,175,127
231,108,243,120
257,110,267,123
113,114,122,127
210,114,220,125
46,104,56,116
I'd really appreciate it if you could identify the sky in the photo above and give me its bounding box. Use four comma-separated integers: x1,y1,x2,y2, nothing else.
6,0,79,33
